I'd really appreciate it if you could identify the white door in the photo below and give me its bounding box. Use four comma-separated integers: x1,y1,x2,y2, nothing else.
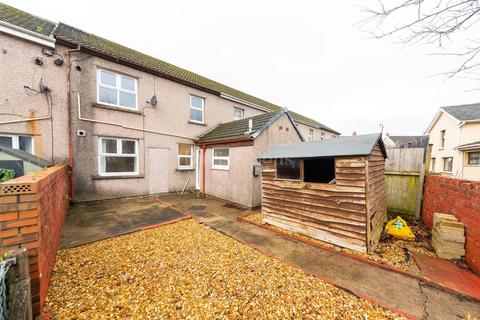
148,148,169,194
195,149,202,190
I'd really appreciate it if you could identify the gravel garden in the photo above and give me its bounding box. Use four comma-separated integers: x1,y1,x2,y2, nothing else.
45,219,405,319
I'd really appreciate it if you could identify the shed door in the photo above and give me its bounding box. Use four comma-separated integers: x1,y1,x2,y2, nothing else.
148,148,169,194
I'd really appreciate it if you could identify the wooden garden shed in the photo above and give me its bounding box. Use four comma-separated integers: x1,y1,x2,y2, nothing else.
257,133,387,253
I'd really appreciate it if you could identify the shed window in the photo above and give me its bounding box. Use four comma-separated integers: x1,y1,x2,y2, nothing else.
97,69,137,109
98,138,138,176
304,158,335,183
212,148,229,170
276,159,301,180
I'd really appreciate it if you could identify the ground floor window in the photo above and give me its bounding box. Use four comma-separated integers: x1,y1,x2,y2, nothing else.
304,158,335,183
212,148,229,170
467,152,480,165
443,157,453,172
178,144,193,169
98,137,138,176
0,134,33,154
276,159,301,180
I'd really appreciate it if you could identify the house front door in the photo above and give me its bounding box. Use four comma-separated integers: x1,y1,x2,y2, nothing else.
195,148,202,190
148,148,169,194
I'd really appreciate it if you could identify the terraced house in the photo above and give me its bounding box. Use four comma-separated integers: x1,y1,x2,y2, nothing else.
0,3,339,207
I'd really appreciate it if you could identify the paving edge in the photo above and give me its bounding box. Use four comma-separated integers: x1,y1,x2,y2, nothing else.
237,213,480,304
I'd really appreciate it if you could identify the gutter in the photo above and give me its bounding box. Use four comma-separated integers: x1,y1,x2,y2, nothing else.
0,20,55,48
195,137,254,146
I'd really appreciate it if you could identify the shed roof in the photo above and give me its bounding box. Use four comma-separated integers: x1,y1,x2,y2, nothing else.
0,2,56,36
442,103,480,121
197,110,303,143
258,133,386,160
0,146,52,168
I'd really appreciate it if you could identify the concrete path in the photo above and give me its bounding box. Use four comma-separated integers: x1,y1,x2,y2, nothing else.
159,195,480,320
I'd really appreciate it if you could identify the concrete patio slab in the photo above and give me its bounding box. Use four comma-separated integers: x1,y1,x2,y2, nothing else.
60,196,187,248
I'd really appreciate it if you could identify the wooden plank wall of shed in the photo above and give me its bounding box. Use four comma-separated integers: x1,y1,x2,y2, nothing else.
367,144,387,251
261,158,368,252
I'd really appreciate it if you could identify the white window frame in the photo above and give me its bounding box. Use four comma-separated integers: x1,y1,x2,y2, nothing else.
98,137,139,176
442,157,453,172
97,69,138,110
233,107,244,120
467,151,480,166
212,148,229,170
0,134,34,154
308,129,314,141
189,95,205,124
177,144,194,170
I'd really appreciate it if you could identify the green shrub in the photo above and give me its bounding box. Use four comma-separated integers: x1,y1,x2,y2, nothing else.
0,168,15,182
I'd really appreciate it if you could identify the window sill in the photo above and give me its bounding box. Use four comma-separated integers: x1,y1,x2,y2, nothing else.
176,168,194,171
188,120,207,126
92,103,142,115
211,167,229,171
93,174,144,180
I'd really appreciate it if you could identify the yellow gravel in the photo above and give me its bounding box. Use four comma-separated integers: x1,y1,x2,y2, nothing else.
244,212,436,275
45,219,404,319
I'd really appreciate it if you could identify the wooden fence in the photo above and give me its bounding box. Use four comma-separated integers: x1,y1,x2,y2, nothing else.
385,147,429,217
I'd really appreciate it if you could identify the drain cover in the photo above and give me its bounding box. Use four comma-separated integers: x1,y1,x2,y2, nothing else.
188,205,206,211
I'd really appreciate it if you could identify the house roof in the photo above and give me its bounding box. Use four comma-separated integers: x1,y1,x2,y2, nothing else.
456,140,480,151
388,135,429,148
197,110,303,143
0,2,56,36
258,133,386,160
50,22,340,135
0,146,52,168
442,103,480,121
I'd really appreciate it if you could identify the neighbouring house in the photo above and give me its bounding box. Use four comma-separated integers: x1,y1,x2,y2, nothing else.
257,133,387,253
384,135,430,149
0,3,340,204
196,109,303,208
426,103,480,181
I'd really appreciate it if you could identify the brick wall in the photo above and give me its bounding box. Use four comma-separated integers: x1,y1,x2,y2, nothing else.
422,175,480,274
0,165,69,315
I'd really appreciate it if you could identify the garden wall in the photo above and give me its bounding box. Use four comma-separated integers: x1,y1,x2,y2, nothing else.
0,164,69,316
422,175,480,274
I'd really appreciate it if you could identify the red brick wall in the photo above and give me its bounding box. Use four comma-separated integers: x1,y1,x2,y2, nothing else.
0,165,69,316
422,175,480,274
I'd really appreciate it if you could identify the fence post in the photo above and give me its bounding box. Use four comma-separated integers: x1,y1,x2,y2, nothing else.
5,249,32,320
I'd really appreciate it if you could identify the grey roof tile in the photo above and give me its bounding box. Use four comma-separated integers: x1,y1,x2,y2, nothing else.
442,103,480,121
0,2,56,36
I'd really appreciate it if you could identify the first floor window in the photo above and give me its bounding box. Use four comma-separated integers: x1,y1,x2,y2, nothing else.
443,157,453,172
276,158,301,180
190,95,204,123
321,132,325,140
178,144,193,169
233,107,244,120
0,134,33,154
468,152,480,165
308,129,314,141
212,148,229,170
97,69,137,109
99,138,138,176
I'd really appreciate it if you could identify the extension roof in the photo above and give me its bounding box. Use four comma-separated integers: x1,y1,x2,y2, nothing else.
0,146,52,168
197,110,303,143
258,133,386,160
456,140,480,151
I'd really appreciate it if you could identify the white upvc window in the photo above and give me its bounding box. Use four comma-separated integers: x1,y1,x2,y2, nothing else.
178,144,193,169
212,148,229,170
190,95,204,123
97,69,138,110
321,131,325,140
0,134,34,154
233,107,244,120
98,137,138,176
308,129,314,141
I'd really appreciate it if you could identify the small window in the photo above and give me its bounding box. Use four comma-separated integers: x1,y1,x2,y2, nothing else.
97,69,137,109
190,95,204,123
468,152,480,165
233,107,244,120
212,148,229,170
308,129,314,142
98,138,138,176
430,158,436,172
321,132,325,140
0,134,33,154
443,157,453,172
276,159,301,180
440,130,446,148
178,144,193,169
304,158,335,183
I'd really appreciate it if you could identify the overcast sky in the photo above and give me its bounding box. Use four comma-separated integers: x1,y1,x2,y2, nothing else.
6,0,479,135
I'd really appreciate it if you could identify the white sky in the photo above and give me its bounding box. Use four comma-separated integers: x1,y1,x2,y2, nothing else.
6,0,479,135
